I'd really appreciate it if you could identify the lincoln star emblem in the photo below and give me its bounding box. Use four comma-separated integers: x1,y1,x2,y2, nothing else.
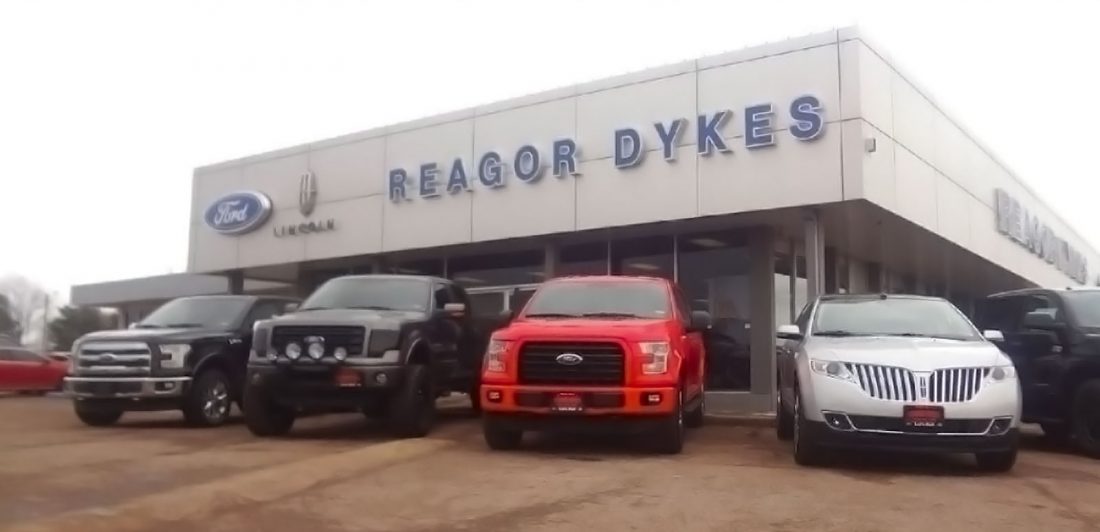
556,353,583,366
299,171,318,216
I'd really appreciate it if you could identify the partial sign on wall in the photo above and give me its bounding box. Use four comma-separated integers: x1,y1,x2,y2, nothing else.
994,189,1087,283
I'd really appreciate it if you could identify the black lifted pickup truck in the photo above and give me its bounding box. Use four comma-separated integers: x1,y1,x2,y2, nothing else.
65,295,300,427
243,275,489,438
977,288,1100,456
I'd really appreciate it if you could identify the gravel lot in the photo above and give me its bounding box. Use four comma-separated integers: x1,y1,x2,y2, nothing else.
2,395,1099,531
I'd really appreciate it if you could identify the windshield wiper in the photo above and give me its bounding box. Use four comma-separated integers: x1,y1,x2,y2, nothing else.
162,322,204,328
134,323,162,329
580,312,643,319
813,330,865,337
347,305,399,311
524,312,580,318
882,332,966,340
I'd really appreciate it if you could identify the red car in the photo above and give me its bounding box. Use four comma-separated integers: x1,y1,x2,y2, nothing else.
0,346,68,394
480,276,711,454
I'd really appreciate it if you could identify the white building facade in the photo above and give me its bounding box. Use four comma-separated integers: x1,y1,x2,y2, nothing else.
74,28,1100,411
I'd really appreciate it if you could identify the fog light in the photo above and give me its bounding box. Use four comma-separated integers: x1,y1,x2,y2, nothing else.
375,372,389,385
641,392,663,406
308,342,325,360
823,412,854,431
988,417,1013,436
266,350,278,362
487,390,503,403
286,342,302,360
333,347,348,361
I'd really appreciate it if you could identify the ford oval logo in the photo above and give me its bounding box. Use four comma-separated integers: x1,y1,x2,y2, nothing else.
203,191,273,235
556,353,583,366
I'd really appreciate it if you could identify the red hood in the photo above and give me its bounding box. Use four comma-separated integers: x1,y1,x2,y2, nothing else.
499,318,674,341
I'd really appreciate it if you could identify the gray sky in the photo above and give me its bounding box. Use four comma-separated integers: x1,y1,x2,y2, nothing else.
2,0,1097,300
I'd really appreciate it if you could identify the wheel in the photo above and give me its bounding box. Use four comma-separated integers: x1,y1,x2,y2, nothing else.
792,391,823,466
243,384,295,436
73,402,123,427
975,448,1018,472
776,390,794,441
684,383,705,429
483,420,523,450
653,387,685,454
1040,422,1069,442
388,365,436,438
469,385,482,415
183,369,233,427
1070,380,1100,457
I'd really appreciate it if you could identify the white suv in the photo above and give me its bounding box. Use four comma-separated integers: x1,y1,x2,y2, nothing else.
775,294,1021,472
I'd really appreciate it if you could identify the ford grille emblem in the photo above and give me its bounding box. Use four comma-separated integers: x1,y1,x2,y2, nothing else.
556,353,583,366
203,191,274,235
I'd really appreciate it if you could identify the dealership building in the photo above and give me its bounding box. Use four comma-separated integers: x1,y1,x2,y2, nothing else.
72,27,1100,411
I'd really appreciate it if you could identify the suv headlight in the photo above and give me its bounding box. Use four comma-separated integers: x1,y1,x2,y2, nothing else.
809,359,856,382
158,344,191,369
485,339,511,373
639,342,671,375
990,365,1017,381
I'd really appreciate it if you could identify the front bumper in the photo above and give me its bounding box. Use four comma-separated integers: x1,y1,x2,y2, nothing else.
480,384,678,416
64,376,191,399
247,364,406,409
806,420,1019,453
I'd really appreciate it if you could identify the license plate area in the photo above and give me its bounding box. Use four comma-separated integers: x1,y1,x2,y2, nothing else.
903,405,945,429
550,392,584,413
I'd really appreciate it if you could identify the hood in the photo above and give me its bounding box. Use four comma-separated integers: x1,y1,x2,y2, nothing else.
79,327,232,345
805,336,1007,370
502,318,673,340
262,309,426,330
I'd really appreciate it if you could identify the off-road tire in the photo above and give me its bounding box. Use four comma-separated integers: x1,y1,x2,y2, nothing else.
243,384,295,437
975,448,1018,472
1071,380,1100,457
73,402,123,427
388,364,436,438
792,391,823,466
653,387,686,454
776,391,795,441
183,369,233,427
483,420,523,450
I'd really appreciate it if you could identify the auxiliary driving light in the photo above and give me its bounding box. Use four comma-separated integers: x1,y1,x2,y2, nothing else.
487,390,503,403
641,392,663,406
308,342,325,360
266,349,278,362
285,342,302,360
333,347,348,361
375,372,389,385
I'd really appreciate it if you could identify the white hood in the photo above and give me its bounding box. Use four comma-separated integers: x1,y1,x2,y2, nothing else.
805,336,1008,371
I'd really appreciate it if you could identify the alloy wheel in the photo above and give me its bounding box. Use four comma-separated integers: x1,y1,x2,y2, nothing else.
203,381,230,422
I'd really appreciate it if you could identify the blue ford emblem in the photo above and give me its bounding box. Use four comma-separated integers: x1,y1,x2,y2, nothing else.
204,191,273,235
556,353,583,366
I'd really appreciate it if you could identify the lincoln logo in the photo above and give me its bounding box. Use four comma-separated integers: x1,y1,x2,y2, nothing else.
299,172,317,216
555,353,583,366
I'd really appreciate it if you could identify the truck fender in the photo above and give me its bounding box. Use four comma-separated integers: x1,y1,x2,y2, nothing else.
401,336,432,366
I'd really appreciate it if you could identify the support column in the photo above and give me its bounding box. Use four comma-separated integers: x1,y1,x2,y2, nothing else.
544,242,560,279
803,210,825,301
227,270,244,295
750,227,777,398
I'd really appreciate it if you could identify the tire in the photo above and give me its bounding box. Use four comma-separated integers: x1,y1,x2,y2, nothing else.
792,391,823,466
388,365,436,438
976,448,1018,472
483,420,523,450
1070,380,1100,457
776,390,794,441
73,402,123,427
684,384,705,429
653,387,686,454
243,384,295,437
1040,422,1069,442
182,369,233,427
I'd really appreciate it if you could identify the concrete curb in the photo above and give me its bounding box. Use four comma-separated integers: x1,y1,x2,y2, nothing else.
703,413,776,428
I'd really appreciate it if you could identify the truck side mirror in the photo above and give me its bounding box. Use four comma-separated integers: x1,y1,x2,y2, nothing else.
777,324,803,341
443,302,466,317
983,330,1005,342
500,309,516,323
1023,310,1062,331
283,302,300,314
689,311,712,332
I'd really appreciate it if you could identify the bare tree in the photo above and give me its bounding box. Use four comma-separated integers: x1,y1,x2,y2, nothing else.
0,275,51,346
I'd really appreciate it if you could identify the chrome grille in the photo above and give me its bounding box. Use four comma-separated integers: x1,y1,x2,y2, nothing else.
77,342,151,375
930,367,990,403
847,363,917,401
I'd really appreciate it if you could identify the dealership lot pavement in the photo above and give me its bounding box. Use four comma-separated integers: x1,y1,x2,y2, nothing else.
2,396,1100,531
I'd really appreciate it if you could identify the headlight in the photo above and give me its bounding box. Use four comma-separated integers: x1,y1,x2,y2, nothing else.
639,342,671,375
158,344,191,369
809,359,855,382
307,342,325,360
286,342,302,360
991,365,1017,381
484,339,511,373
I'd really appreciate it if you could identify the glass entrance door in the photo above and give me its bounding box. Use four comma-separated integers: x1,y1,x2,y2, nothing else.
467,284,540,317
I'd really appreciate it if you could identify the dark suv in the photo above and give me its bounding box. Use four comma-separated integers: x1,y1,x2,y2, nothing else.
977,288,1100,455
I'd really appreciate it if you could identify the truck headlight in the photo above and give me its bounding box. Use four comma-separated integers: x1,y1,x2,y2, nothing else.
158,344,191,369
809,360,855,382
991,365,1017,381
639,342,670,374
485,339,511,373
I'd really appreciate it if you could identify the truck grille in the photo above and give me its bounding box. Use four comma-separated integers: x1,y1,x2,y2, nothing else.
517,342,625,386
929,367,990,403
847,363,917,402
77,342,151,376
271,326,366,357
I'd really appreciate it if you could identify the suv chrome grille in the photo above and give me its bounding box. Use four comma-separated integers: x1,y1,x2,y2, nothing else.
847,363,917,402
77,342,151,375
930,367,990,403
518,342,625,386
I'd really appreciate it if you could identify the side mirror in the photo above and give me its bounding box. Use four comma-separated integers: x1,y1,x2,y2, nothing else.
283,302,300,314
500,309,516,323
689,310,712,332
443,302,466,317
1023,310,1062,331
777,324,803,341
128,322,139,330
983,330,1005,342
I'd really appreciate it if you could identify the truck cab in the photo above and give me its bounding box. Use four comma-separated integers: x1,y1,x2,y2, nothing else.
976,288,1100,455
480,276,711,454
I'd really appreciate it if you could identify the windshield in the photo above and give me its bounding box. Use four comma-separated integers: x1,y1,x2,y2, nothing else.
1063,291,1100,328
812,297,980,341
139,297,251,330
300,277,430,312
522,281,670,319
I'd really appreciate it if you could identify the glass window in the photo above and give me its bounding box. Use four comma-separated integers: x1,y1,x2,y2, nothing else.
679,232,751,391
387,258,445,277
774,252,807,326
137,297,253,330
433,284,454,309
449,249,544,288
299,277,431,312
812,296,980,341
1060,291,1100,327
612,235,673,279
558,242,608,277
243,300,288,330
523,280,670,319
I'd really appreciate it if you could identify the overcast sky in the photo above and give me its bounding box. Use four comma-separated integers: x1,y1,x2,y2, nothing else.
1,0,1097,300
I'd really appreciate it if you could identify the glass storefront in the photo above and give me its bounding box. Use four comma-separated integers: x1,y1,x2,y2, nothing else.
448,250,544,288
774,251,808,326
612,235,674,279
558,241,609,277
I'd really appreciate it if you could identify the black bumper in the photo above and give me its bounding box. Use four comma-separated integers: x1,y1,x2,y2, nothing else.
483,412,671,435
247,364,405,409
806,420,1019,454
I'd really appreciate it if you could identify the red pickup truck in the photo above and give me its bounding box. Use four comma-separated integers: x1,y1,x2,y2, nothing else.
479,276,711,453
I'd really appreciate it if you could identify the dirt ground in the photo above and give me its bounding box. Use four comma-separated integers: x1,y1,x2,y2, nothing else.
1,396,1100,532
